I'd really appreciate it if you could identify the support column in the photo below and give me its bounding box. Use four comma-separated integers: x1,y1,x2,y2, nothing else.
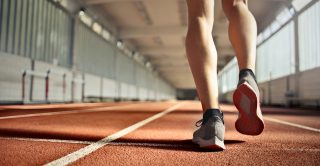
293,14,300,98
69,17,76,69
29,60,35,102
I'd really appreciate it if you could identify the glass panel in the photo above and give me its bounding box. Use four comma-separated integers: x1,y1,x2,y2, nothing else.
55,9,63,65
48,2,54,62
35,0,44,61
43,0,50,62
19,0,28,56
25,0,33,58
74,23,116,79
7,0,15,53
0,0,1,45
52,6,58,63
218,58,238,93
13,0,22,55
299,2,320,71
0,0,9,51
30,0,39,59
257,22,295,83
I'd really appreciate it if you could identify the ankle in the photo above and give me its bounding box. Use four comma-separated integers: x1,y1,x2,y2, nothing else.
239,68,257,83
203,109,224,124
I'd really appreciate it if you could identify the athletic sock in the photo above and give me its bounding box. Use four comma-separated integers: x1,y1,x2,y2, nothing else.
202,109,224,124
238,68,260,96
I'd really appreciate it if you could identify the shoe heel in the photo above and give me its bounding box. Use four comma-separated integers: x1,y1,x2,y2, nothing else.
196,137,226,150
233,83,264,135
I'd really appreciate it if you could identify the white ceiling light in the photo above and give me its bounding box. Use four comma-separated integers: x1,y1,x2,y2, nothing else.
116,40,123,48
102,30,111,41
92,22,102,34
78,10,92,27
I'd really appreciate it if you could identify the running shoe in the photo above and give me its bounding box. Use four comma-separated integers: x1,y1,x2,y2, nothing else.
192,109,225,150
233,80,264,135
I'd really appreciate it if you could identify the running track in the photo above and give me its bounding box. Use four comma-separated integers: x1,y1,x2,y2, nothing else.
0,101,319,165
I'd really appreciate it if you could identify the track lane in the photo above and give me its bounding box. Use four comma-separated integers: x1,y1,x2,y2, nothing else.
45,102,184,166
0,102,175,140
0,139,86,166
0,102,178,165
73,102,320,166
0,101,319,165
0,103,141,120
0,102,136,117
264,115,320,129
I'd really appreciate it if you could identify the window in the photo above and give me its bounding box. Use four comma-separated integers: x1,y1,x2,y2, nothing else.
299,1,320,71
0,0,9,51
7,0,16,53
19,0,28,56
13,0,22,55
257,22,295,83
218,58,238,94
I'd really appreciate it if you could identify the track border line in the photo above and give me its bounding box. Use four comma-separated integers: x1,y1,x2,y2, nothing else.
0,136,94,145
264,117,320,133
0,103,141,120
223,109,320,133
44,102,185,166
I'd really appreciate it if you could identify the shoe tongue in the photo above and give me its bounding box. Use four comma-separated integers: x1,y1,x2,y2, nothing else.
203,109,224,124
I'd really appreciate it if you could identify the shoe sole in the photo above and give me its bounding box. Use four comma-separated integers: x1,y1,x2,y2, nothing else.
233,82,264,135
193,136,225,150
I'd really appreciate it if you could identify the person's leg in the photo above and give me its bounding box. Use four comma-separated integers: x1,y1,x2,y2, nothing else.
186,0,225,150
185,0,219,112
222,0,264,135
222,0,256,71
222,0,259,95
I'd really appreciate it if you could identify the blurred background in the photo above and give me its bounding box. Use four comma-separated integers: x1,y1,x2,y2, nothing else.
0,0,319,108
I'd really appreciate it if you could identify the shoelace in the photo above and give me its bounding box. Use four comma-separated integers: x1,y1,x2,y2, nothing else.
195,109,224,127
195,119,203,127
195,115,224,127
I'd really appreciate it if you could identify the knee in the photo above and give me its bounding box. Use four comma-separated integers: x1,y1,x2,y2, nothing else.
186,0,214,29
222,0,247,18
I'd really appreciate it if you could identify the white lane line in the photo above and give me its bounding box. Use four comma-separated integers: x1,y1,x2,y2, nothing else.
0,136,184,148
226,147,320,152
264,117,320,133
0,136,94,145
0,104,139,120
1,136,319,153
0,136,187,148
44,102,184,166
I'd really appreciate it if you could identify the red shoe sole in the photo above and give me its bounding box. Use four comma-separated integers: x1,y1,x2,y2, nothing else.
233,82,264,135
202,144,225,151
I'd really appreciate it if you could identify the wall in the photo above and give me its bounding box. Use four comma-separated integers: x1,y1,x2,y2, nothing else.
0,0,176,103
0,52,176,103
0,53,31,102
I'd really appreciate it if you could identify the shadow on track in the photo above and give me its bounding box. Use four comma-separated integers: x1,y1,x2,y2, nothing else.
113,138,245,152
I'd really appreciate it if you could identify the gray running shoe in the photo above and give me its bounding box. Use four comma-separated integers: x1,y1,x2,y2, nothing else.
234,69,264,135
192,109,225,150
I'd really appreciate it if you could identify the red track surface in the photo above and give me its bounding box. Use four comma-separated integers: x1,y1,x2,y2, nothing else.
0,101,319,165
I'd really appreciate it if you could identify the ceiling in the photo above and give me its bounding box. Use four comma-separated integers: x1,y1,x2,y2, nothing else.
78,0,291,89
